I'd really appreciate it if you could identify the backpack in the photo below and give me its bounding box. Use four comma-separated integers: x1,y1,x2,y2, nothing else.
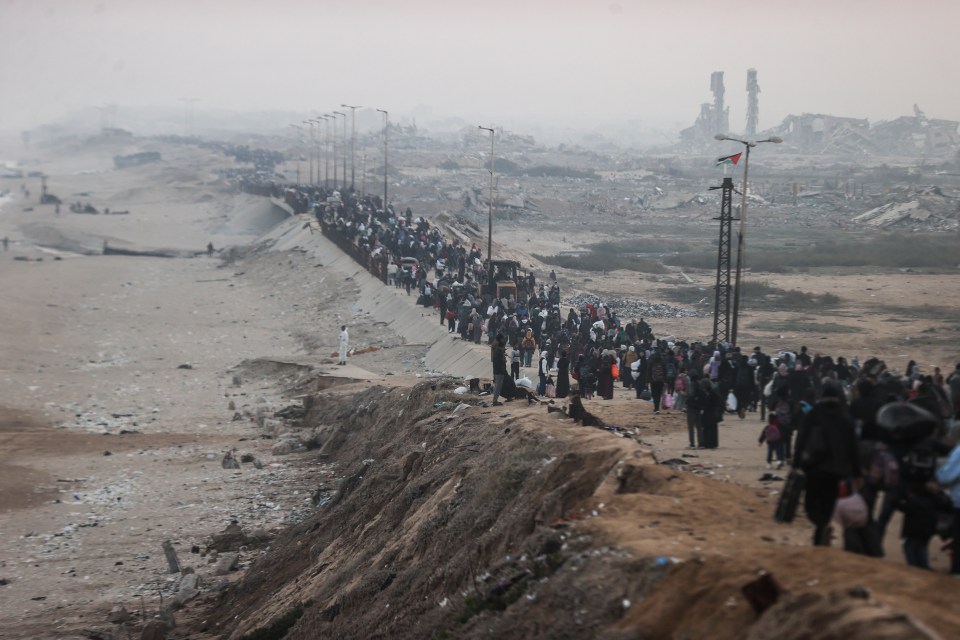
763,422,782,444
666,361,677,378
868,443,899,490
775,401,792,429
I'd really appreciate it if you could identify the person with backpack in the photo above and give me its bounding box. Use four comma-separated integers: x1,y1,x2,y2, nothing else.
772,388,794,459
521,329,537,368
673,366,688,412
758,414,784,469
936,420,960,574
793,382,862,546
665,354,677,396
648,351,667,414
510,343,522,380
622,346,638,389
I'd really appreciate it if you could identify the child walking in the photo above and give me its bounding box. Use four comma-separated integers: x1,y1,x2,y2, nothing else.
758,414,784,470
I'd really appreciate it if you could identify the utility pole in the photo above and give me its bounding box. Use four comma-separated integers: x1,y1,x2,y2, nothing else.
321,115,332,189
302,120,314,185
376,109,389,213
478,126,495,267
332,111,346,190
711,177,735,345
288,123,303,184
714,134,782,345
341,104,361,190
361,153,367,196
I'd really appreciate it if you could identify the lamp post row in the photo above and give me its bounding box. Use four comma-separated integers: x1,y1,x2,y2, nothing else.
290,110,500,264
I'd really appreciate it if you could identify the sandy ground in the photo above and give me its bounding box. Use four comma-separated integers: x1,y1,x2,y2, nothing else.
1,138,957,638
0,141,430,638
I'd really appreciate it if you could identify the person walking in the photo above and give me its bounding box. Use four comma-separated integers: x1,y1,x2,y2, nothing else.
648,351,667,414
793,383,862,546
337,325,349,365
491,335,507,406
699,379,723,449
556,350,570,398
537,350,550,396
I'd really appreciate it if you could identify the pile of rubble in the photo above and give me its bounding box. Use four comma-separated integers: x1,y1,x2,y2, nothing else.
851,186,960,230
565,293,700,319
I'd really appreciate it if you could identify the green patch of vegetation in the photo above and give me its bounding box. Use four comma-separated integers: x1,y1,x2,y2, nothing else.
586,239,693,255
748,320,864,334
658,281,841,312
240,601,311,640
533,253,667,274
873,303,958,321
664,234,958,271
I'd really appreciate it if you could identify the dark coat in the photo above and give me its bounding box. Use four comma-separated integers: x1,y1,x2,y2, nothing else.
794,399,861,478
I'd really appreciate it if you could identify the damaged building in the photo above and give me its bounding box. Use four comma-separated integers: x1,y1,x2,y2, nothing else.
680,71,729,148
870,105,960,157
679,68,959,159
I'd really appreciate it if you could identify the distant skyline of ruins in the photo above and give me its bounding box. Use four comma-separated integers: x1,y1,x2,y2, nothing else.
2,0,959,137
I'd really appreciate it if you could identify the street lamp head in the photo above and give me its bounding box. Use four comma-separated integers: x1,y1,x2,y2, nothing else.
763,136,783,144
714,134,728,141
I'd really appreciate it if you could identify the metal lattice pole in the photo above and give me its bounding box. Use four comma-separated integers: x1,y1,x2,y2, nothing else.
712,177,735,345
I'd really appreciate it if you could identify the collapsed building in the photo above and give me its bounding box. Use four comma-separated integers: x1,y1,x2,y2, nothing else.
679,71,729,148
767,106,960,158
681,69,960,159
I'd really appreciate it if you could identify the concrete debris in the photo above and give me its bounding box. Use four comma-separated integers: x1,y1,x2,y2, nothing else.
213,552,239,576
565,293,699,320
161,540,181,574
271,438,304,456
140,619,170,640
221,451,240,469
107,604,132,624
851,186,960,230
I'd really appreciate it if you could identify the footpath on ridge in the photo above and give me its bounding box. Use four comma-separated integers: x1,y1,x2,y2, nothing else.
261,206,492,380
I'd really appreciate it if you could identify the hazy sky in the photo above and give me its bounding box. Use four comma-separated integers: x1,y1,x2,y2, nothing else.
2,0,959,135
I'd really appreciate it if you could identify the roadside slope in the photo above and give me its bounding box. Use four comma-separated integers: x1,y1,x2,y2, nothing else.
195,382,959,640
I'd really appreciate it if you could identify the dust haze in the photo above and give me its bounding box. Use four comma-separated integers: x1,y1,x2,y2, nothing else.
3,0,960,139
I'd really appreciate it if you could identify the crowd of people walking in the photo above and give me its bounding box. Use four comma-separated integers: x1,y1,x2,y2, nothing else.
250,179,960,574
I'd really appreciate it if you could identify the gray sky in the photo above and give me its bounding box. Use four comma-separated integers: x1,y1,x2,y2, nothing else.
2,0,959,135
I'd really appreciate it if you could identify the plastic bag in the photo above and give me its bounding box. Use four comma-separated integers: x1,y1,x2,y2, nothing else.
763,378,775,398
833,492,868,529
516,377,533,389
663,393,674,409
726,392,738,412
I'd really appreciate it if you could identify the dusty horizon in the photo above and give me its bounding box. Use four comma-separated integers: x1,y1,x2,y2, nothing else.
2,0,959,137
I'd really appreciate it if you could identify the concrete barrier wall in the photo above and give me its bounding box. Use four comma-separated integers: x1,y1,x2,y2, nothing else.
263,210,492,380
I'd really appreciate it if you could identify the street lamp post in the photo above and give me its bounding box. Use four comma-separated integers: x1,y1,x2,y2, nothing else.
714,133,782,346
478,126,495,268
288,124,303,185
333,111,346,190
321,115,332,189
376,109,388,213
310,118,323,186
341,104,361,190
302,120,315,185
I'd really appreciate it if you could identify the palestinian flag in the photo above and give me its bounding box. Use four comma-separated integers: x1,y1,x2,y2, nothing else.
716,152,742,166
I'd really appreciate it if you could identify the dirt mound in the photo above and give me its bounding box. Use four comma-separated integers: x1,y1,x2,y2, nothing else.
188,381,960,640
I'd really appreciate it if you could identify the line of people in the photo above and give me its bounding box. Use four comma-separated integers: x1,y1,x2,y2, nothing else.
262,181,960,573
